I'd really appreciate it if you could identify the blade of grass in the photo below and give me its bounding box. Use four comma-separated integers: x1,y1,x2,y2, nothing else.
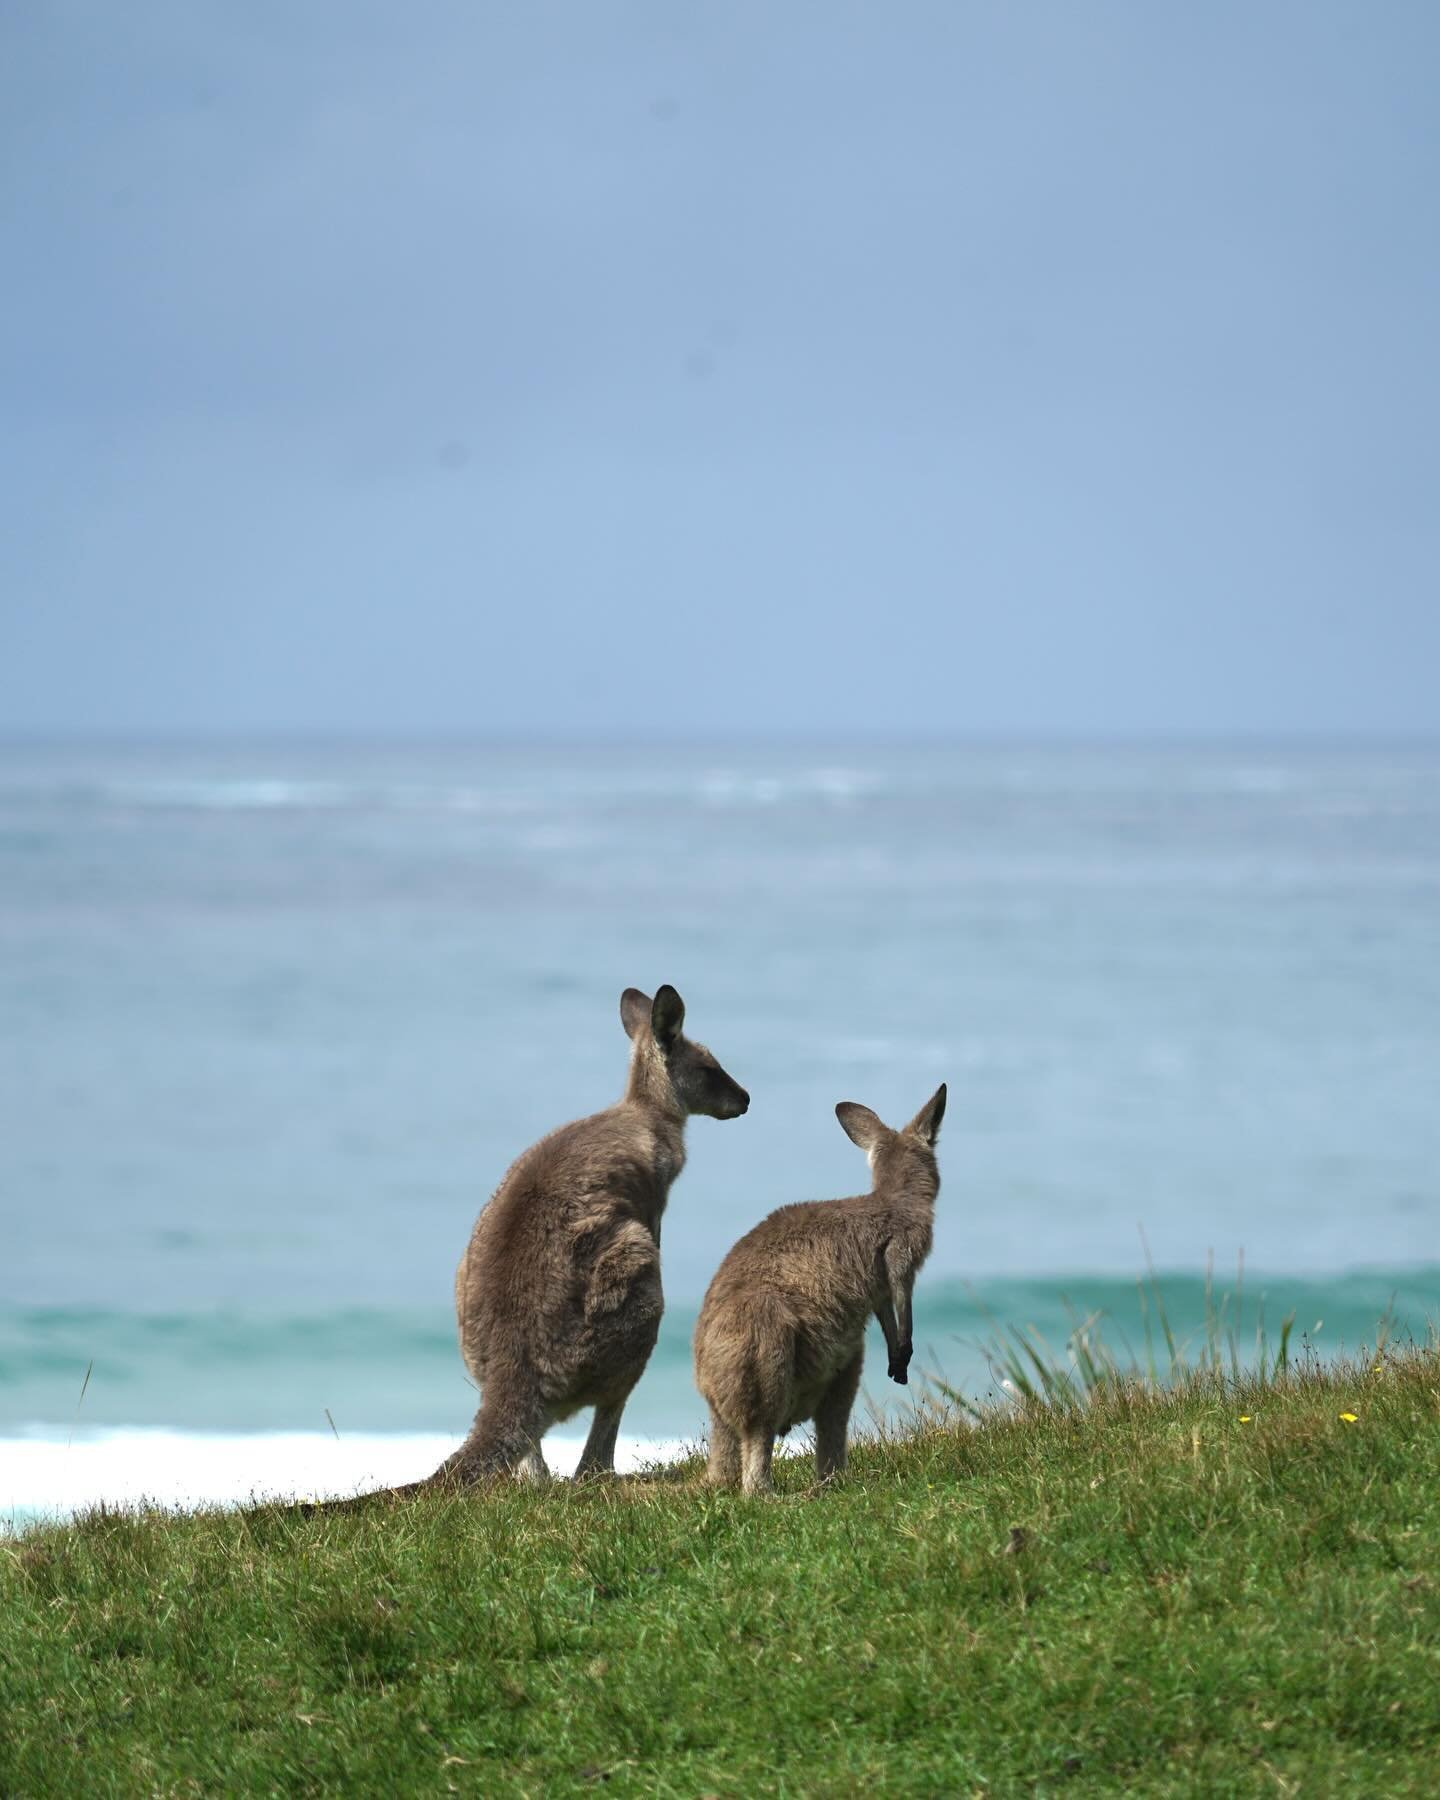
67,1358,95,1451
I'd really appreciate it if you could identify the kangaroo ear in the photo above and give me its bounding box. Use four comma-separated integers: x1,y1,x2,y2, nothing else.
835,1102,888,1153
620,988,653,1041
651,984,686,1049
908,1082,947,1146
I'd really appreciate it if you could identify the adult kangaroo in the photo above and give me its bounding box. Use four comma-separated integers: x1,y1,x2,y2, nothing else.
693,1083,945,1496
435,984,749,1485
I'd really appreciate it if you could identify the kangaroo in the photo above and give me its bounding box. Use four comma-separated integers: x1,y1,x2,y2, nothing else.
426,984,749,1487
693,1082,946,1496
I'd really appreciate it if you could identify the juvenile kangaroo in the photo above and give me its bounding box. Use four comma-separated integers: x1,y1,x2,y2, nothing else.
430,984,749,1486
693,1082,946,1496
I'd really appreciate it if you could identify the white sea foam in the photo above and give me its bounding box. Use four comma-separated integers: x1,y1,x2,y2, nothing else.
99,779,543,816
698,767,882,808
105,778,358,811
1,1428,690,1531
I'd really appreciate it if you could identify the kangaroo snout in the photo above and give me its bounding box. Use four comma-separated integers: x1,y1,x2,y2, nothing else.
701,1076,749,1121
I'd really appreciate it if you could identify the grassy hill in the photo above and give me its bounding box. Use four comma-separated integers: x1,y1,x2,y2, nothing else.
4,1346,1439,1796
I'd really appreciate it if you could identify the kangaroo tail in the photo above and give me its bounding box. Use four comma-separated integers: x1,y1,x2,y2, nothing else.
281,1393,542,1517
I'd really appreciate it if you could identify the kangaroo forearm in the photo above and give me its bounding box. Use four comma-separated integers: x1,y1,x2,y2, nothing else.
887,1282,914,1383
892,1284,913,1351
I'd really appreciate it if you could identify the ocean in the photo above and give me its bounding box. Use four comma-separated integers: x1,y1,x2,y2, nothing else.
2,740,1437,1524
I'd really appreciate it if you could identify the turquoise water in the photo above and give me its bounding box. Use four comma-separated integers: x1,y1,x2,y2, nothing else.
4,1271,1437,1446
2,741,1437,1455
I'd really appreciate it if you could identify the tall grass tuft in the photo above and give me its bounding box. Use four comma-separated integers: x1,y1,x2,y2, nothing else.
926,1259,1426,1419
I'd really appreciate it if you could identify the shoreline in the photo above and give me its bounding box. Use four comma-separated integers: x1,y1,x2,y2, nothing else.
1,1425,692,1531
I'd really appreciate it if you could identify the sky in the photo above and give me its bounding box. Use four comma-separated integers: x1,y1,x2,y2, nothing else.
2,2,1438,738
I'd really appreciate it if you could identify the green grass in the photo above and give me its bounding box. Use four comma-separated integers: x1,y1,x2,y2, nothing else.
4,1347,1440,1796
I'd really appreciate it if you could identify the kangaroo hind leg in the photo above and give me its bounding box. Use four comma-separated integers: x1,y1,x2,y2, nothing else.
740,1430,775,1497
432,1383,548,1486
813,1351,864,1484
705,1409,741,1488
573,1222,663,1480
575,1395,631,1479
516,1445,550,1484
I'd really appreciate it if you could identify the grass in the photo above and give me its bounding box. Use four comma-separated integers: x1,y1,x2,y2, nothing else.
4,1342,1440,1796
953,1247,1309,1417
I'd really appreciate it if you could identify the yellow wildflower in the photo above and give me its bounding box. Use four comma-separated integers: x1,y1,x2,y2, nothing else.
1338,1412,1358,1423
1238,1415,1252,1423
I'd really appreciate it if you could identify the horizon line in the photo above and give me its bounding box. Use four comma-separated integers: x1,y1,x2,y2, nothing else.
3,726,1439,752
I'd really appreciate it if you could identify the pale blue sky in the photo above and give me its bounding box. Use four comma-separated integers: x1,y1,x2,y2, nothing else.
3,2,1438,736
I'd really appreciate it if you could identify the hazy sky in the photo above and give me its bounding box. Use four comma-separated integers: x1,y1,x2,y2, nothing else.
3,3,1438,736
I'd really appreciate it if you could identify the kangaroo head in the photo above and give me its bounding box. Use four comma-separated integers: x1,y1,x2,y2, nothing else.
834,1082,946,1193
620,985,750,1121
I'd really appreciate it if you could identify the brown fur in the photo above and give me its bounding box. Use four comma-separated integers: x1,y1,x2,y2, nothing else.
693,1083,946,1495
424,984,748,1486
